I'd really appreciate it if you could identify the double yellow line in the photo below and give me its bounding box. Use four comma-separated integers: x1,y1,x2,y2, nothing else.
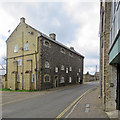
56,88,93,119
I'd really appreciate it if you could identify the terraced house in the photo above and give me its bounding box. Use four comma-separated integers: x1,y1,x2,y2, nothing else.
6,17,84,90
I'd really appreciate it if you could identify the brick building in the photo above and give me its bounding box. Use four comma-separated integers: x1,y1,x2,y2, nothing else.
100,1,120,112
6,18,84,90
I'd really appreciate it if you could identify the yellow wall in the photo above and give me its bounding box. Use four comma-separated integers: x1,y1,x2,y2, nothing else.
7,18,41,90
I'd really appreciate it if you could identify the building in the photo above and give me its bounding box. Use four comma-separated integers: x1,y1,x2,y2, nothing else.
83,72,99,82
6,17,84,90
100,0,120,113
0,65,6,88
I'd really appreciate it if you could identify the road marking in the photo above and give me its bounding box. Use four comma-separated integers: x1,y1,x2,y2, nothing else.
56,87,96,119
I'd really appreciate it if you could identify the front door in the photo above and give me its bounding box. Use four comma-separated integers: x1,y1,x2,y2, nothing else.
116,64,120,110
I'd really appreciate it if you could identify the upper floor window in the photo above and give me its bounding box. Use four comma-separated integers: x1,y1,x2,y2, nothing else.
69,67,72,71
44,74,50,82
55,67,58,73
66,68,68,73
17,59,21,66
60,48,65,54
69,52,73,57
61,65,64,70
32,73,35,82
60,77,64,83
45,61,50,68
79,68,81,72
17,74,20,83
14,45,18,52
44,40,51,48
24,41,29,51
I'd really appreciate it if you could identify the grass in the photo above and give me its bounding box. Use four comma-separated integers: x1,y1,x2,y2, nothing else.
0,88,37,92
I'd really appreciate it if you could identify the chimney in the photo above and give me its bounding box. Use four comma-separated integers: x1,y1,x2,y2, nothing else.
20,17,25,23
49,33,56,40
70,47,74,50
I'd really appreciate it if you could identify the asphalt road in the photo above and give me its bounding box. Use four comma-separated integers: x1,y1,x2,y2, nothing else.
2,81,99,118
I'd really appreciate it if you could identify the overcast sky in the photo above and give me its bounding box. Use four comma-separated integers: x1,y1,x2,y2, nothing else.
0,1,100,74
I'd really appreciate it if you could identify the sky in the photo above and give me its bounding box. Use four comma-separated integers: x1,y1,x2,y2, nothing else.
0,1,100,75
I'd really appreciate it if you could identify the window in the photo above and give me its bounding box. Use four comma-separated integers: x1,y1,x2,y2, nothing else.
69,52,73,57
69,77,72,83
79,68,81,72
60,48,65,54
17,74,20,83
66,68,68,73
32,73,35,82
44,40,51,47
78,77,80,82
24,41,29,51
69,67,72,71
44,74,50,82
14,45,18,52
55,67,58,73
61,65,64,70
77,73,79,76
60,77,64,83
17,59,21,66
45,61,50,68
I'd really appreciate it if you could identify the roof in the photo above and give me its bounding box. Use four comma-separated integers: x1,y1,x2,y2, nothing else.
28,23,84,58
6,18,84,58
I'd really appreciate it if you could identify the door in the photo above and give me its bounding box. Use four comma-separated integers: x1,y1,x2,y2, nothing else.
116,64,120,110
54,76,58,87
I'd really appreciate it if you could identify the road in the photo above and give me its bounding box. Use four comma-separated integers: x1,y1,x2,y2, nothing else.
2,82,99,118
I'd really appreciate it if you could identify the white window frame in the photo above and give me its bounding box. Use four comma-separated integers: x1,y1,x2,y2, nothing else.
66,68,68,73
79,68,81,72
61,65,64,70
60,77,64,83
55,67,58,73
78,77,80,82
45,61,50,68
32,73,35,82
17,59,21,66
24,42,29,51
17,74,20,83
69,77,72,83
14,45,18,52
69,67,72,71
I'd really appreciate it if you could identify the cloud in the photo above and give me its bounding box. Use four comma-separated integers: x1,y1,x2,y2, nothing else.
63,2,100,74
0,2,100,74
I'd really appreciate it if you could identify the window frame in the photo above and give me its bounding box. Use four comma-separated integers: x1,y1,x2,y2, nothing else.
44,74,50,82
24,41,29,51
55,67,59,73
32,73,35,83
17,59,21,66
69,77,72,83
61,65,65,70
14,45,18,53
45,61,50,68
60,76,65,83
66,68,68,73
60,48,66,54
17,74,20,83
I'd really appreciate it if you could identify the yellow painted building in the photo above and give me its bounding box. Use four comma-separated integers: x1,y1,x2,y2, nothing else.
7,17,41,90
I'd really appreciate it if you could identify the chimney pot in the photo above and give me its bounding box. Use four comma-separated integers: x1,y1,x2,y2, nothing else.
70,47,74,50
20,17,25,23
49,33,56,40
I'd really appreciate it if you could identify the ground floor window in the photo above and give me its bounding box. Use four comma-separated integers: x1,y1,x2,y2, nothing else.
17,74,20,83
32,73,35,82
44,74,50,82
60,77,64,83
69,77,72,83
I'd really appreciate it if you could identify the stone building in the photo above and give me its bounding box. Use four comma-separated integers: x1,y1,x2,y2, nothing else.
83,72,99,82
6,17,84,90
100,1,120,112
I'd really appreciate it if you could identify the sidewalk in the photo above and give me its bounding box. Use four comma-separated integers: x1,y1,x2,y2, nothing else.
67,86,109,119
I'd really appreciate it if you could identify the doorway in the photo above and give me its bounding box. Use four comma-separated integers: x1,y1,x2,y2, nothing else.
54,75,59,88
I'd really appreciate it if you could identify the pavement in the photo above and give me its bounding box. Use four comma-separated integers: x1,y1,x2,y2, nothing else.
66,84,109,119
